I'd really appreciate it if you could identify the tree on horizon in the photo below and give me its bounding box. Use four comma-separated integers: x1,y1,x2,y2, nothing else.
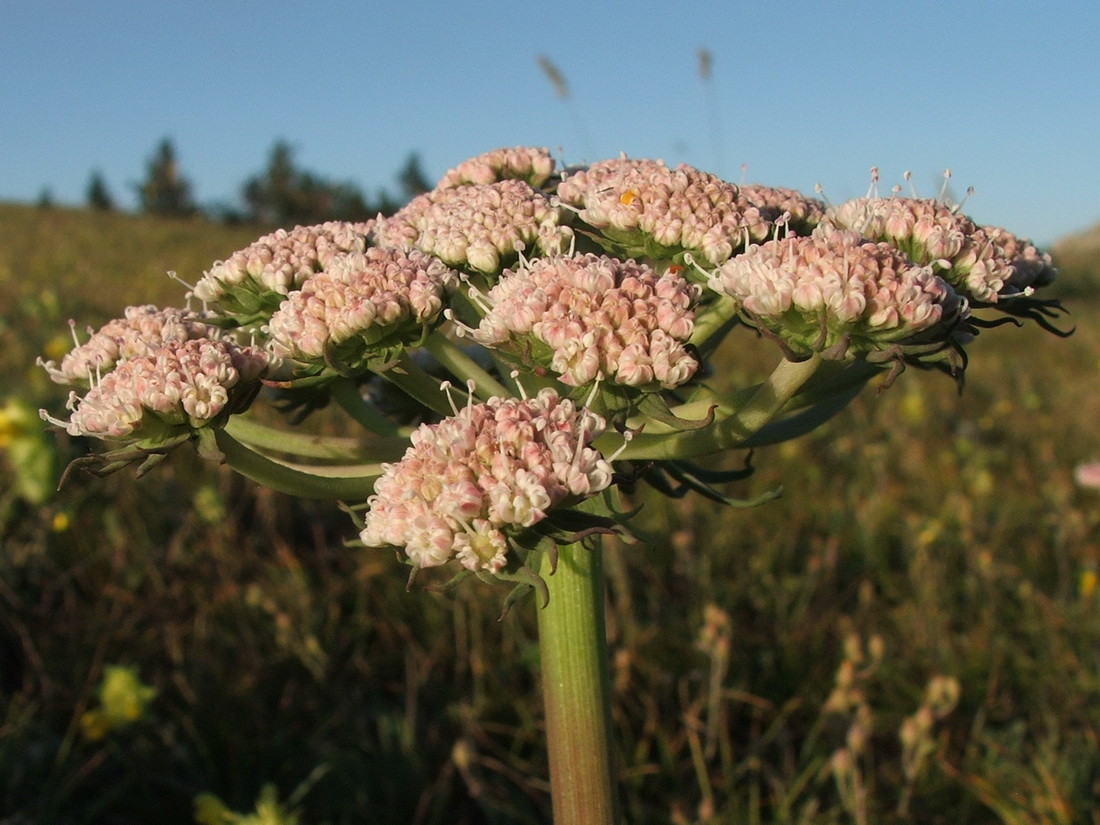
135,138,196,218
86,171,115,211
242,140,375,227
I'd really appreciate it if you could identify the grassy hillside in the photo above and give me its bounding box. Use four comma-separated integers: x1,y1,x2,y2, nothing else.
2,203,1100,824
1053,220,1100,296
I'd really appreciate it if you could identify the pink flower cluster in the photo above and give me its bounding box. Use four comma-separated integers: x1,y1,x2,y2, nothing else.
41,305,217,386
471,253,700,389
437,146,556,190
556,157,772,265
360,388,613,573
266,247,458,362
374,180,572,274
738,184,825,234
1074,462,1100,490
709,230,966,355
821,198,1056,303
48,338,269,440
193,221,374,304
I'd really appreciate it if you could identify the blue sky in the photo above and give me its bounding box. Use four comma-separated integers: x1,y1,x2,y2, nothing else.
3,1,1098,247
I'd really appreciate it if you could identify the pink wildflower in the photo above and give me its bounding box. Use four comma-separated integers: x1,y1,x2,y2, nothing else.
820,198,1056,303
360,388,613,573
556,157,771,265
193,221,374,308
1074,462,1100,490
738,184,825,235
40,305,218,387
437,146,556,190
374,180,572,274
470,253,700,389
266,247,458,364
709,229,967,356
43,338,269,442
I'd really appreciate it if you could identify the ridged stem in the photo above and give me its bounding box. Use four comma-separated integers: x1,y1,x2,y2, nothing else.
536,542,619,825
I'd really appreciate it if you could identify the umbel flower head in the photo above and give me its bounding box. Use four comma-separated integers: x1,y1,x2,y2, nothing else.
374,179,573,275
738,184,826,237
555,156,772,268
360,388,613,574
437,146,556,190
820,196,1057,304
266,247,459,373
708,229,967,360
468,253,700,390
40,305,218,387
192,221,374,325
42,337,269,443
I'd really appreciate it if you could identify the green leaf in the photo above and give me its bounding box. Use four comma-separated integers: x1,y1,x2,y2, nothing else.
214,428,383,500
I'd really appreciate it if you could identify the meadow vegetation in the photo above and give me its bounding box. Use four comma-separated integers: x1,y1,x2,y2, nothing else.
2,203,1100,824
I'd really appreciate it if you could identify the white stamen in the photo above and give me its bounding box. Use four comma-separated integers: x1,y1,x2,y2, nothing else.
904,170,918,198
773,212,791,241
440,381,460,416
866,167,880,199
443,308,478,338
606,429,634,463
167,270,197,292
510,370,528,400
583,375,603,410
952,186,975,214
465,284,494,315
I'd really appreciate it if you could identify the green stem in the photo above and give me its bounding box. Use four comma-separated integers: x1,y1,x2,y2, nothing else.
722,353,823,439
379,352,459,417
214,428,383,500
223,414,408,462
536,542,619,825
689,293,741,357
330,378,412,438
609,354,824,461
423,330,511,399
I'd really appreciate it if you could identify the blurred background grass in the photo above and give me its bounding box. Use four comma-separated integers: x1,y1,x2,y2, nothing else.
2,202,1100,824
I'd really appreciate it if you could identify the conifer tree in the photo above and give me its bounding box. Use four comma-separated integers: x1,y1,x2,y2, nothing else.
86,171,115,211
135,138,196,217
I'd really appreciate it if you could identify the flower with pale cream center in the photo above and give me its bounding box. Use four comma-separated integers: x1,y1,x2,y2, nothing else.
360,388,613,573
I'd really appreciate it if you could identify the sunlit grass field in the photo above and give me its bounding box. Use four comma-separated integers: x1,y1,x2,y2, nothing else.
2,202,1099,824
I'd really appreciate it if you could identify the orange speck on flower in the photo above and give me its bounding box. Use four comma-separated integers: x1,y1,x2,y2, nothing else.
620,189,638,206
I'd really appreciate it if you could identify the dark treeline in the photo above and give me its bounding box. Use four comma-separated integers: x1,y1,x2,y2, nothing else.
78,137,433,227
